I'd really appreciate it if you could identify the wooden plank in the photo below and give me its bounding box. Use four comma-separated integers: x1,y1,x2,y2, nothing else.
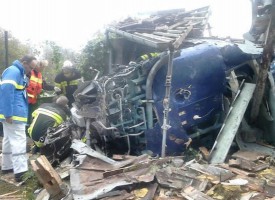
252,163,270,172
181,186,214,200
219,164,256,177
229,158,256,171
31,155,67,200
184,17,207,20
0,190,20,197
167,29,184,34
173,25,193,49
209,83,256,164
199,147,210,160
153,31,180,38
231,150,268,161
168,21,188,30
135,32,173,42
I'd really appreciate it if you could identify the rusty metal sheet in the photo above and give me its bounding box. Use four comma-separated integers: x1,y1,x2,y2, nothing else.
71,166,155,200
188,163,235,182
71,140,149,170
156,168,193,189
140,183,158,200
73,154,149,172
96,190,134,200
156,166,208,191
231,150,268,162
229,158,256,171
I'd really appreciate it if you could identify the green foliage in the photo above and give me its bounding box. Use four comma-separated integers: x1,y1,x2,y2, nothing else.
44,40,64,70
79,32,109,80
21,170,41,200
0,29,29,73
42,40,81,84
0,27,107,83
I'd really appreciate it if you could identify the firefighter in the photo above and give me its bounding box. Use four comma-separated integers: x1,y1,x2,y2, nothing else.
26,60,60,124
28,96,70,149
136,52,160,62
54,60,81,107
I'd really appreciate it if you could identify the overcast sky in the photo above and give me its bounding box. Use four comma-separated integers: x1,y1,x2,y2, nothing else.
0,0,251,51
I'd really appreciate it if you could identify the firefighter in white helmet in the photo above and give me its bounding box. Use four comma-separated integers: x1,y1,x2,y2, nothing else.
54,60,81,107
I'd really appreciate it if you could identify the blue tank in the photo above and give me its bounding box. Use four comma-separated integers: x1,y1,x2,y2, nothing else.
145,43,257,155
73,41,261,156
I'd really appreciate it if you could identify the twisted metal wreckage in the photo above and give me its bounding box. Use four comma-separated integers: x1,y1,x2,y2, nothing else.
32,1,275,199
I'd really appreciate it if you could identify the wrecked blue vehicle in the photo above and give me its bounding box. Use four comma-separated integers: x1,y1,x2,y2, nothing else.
46,3,275,163
72,39,263,157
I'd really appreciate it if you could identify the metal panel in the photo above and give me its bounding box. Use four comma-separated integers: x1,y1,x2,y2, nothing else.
209,83,256,164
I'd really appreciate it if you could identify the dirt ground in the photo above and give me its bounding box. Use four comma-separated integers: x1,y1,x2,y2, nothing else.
0,179,20,195
0,168,26,199
0,136,38,200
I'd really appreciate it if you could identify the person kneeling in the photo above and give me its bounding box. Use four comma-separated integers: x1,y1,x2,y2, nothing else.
28,96,70,153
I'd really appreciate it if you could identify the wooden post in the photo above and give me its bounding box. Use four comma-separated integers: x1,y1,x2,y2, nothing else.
250,7,275,122
31,155,68,200
4,31,9,68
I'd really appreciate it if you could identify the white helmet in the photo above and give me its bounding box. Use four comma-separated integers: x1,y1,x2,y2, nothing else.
62,60,73,70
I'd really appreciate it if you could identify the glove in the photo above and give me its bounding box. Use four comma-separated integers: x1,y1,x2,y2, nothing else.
54,87,61,92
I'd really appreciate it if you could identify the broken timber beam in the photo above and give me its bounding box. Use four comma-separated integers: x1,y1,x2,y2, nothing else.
209,83,256,164
30,155,68,200
250,7,275,122
173,25,193,49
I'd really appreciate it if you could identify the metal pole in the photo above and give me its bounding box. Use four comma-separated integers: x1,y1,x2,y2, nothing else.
105,30,113,74
4,31,9,67
85,118,91,146
161,46,174,157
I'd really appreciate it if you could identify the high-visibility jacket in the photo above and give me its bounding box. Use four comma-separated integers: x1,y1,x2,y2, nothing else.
54,69,81,106
28,103,69,147
27,70,43,104
0,60,28,124
136,52,160,62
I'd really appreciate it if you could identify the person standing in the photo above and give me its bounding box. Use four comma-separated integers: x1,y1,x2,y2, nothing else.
0,55,37,182
54,60,81,107
26,60,60,124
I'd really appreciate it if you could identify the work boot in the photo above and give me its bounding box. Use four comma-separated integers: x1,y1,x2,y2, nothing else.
31,145,40,154
1,169,13,174
14,171,27,182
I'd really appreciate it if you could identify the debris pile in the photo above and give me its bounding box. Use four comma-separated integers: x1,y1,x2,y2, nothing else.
30,140,275,200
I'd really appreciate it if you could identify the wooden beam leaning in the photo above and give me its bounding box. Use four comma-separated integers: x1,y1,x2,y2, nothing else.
173,25,193,49
30,155,68,200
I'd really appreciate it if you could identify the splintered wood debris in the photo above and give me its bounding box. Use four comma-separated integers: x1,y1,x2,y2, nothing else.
107,6,211,50
28,140,275,200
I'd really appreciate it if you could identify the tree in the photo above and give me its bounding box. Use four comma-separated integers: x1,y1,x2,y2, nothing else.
0,29,30,73
44,40,64,71
41,40,81,84
79,32,109,80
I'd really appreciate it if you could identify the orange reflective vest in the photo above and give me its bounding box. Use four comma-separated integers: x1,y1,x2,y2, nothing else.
27,70,43,104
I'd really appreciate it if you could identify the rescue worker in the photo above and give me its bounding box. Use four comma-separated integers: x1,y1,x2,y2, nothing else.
28,96,70,149
0,55,37,182
136,52,160,63
26,60,60,124
54,60,81,107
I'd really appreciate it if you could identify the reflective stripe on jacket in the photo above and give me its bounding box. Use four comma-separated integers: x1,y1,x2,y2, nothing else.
27,70,43,104
138,52,160,62
0,60,28,124
28,103,68,147
54,69,81,105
